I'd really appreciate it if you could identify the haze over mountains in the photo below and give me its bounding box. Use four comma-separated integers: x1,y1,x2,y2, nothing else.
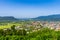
0,14,60,22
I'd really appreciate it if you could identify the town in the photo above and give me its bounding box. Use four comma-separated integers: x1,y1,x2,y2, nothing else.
3,21,60,34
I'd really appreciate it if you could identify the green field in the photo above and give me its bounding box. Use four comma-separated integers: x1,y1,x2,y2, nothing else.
0,23,21,29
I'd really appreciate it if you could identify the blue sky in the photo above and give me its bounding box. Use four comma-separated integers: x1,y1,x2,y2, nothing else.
0,0,60,18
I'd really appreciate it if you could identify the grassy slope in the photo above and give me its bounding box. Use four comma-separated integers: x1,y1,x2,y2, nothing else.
0,23,21,29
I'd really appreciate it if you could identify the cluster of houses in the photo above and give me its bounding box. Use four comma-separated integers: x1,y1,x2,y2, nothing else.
25,21,60,31
41,21,60,31
13,21,60,33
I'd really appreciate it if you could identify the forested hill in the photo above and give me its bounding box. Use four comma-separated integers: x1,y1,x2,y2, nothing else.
0,16,18,22
32,14,60,21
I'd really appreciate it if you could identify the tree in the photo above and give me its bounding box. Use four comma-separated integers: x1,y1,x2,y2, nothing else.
11,25,17,35
11,25,16,30
17,29,27,36
0,29,4,36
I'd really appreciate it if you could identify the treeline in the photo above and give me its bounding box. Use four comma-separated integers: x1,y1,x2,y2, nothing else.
0,26,60,40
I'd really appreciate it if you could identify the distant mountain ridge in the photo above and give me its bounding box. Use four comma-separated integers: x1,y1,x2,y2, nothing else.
0,16,18,22
0,14,60,22
32,14,60,21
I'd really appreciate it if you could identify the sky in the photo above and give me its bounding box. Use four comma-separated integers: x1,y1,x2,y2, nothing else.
0,0,60,18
